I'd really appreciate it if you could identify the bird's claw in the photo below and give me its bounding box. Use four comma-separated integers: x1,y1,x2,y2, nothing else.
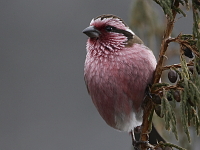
145,84,153,99
130,129,152,150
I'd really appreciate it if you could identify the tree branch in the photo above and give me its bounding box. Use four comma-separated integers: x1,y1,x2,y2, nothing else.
139,1,180,149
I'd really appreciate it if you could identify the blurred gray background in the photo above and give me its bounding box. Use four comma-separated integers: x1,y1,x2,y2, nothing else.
0,0,195,150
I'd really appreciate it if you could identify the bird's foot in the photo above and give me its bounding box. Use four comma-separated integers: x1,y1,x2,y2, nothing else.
134,126,142,134
130,128,153,150
133,140,150,150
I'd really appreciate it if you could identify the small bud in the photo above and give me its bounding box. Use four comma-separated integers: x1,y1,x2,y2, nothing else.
168,70,178,83
182,47,194,58
155,105,164,118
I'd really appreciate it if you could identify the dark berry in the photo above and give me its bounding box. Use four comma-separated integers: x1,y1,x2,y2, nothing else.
173,91,181,102
189,67,194,74
152,94,161,104
155,105,164,118
164,146,172,150
183,47,194,58
155,147,163,150
168,70,178,83
188,99,194,106
167,91,173,101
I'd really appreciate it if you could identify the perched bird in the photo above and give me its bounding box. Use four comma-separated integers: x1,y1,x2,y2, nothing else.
83,14,157,135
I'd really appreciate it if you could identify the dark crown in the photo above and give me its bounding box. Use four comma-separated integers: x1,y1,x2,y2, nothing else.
94,14,128,27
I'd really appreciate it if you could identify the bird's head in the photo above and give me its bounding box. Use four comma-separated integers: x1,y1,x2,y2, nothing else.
83,14,143,52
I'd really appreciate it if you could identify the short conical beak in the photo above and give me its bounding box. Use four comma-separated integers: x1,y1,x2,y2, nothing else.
82,26,100,38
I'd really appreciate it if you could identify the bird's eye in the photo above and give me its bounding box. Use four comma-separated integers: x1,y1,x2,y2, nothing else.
105,26,115,32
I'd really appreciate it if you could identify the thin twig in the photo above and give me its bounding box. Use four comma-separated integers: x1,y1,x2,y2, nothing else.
162,61,194,71
159,141,187,150
152,86,184,95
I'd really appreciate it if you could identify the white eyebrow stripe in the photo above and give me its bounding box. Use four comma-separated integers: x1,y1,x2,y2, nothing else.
90,18,95,25
126,28,135,35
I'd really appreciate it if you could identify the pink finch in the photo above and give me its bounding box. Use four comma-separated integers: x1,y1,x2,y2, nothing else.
83,14,157,133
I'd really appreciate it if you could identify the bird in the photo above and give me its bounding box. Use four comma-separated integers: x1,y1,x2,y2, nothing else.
82,14,157,142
